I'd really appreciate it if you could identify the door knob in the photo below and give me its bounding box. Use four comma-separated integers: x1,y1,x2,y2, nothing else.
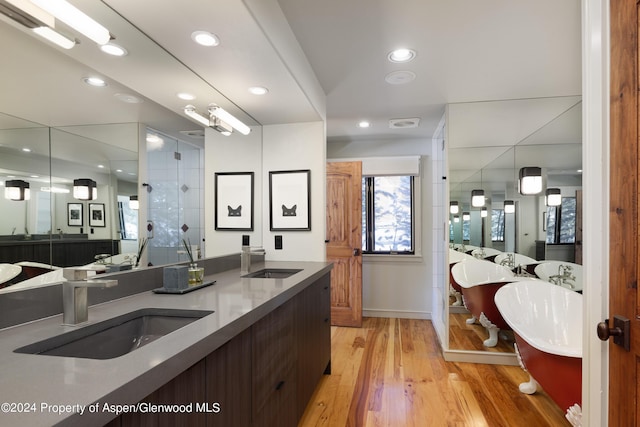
353,248,361,256
597,315,630,351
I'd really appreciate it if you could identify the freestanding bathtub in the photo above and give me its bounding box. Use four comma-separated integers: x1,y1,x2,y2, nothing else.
534,261,583,293
495,280,582,425
450,258,515,347
448,249,473,306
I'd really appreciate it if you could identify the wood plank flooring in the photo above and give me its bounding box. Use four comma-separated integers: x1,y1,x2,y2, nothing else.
298,317,569,427
448,312,515,353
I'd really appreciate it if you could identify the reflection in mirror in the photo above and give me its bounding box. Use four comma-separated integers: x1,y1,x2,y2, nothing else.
447,98,582,355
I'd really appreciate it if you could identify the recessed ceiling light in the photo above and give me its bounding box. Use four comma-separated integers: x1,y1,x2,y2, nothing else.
83,77,107,87
191,30,219,47
177,93,195,101
388,48,416,63
248,86,269,95
385,70,416,85
114,93,143,104
22,148,31,152
116,169,123,173
100,42,128,56
98,165,105,169
358,121,371,128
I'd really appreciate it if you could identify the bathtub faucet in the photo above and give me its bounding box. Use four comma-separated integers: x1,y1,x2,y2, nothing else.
549,264,576,288
500,253,515,268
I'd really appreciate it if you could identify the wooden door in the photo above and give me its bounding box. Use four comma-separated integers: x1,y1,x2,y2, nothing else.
326,161,362,327
607,1,640,424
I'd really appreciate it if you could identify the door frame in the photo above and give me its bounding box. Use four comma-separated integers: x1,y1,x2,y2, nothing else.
582,0,609,425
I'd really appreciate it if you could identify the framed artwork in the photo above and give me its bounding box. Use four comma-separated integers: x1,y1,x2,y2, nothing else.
67,203,83,227
89,203,106,227
269,169,311,231
215,172,254,231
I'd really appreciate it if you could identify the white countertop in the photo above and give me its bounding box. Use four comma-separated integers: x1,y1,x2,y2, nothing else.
0,261,332,427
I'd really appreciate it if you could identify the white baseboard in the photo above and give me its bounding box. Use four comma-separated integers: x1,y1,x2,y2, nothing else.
363,309,431,320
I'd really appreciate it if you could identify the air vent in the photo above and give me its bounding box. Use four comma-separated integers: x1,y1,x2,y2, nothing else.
389,118,420,129
180,130,205,139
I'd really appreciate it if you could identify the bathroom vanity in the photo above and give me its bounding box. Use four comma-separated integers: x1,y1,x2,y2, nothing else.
0,260,332,427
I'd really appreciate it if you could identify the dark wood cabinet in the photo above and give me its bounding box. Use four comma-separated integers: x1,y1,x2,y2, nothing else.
0,239,119,267
106,272,331,427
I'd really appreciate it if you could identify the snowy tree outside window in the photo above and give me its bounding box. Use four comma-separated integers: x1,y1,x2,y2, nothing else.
362,176,414,254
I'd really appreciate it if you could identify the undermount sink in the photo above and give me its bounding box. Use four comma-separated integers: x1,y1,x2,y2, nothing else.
242,268,302,279
14,308,213,360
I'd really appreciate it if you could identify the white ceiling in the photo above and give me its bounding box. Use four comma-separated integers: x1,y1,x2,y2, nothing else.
0,0,582,186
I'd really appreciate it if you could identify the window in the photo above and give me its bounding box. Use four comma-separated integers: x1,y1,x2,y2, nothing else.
546,197,576,244
362,176,414,254
117,196,138,240
491,209,505,242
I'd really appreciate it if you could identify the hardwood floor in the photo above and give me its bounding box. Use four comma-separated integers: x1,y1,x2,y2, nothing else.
298,317,569,426
448,312,516,353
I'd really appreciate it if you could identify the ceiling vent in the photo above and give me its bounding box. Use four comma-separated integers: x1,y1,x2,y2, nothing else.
180,130,205,139
389,118,420,129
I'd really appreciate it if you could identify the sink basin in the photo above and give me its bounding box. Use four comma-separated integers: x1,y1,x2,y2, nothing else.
14,308,213,360
242,268,302,279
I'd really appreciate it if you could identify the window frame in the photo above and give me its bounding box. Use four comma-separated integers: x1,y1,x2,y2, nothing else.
361,175,416,255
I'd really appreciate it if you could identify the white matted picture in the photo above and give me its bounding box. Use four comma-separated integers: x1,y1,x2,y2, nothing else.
67,203,83,227
269,169,311,231
88,203,106,227
215,172,254,231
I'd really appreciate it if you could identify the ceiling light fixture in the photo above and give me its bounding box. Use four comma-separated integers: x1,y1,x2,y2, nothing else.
388,48,416,63
100,42,127,56
32,26,75,49
385,70,416,85
184,105,210,127
545,188,562,207
129,195,139,210
471,189,485,208
248,86,269,95
462,212,470,221
73,178,97,200
518,166,543,195
358,121,371,128
177,93,195,101
208,104,251,135
191,30,219,47
4,179,30,201
83,77,107,87
449,201,459,214
453,215,460,223
30,0,111,45
504,200,515,214
481,207,488,218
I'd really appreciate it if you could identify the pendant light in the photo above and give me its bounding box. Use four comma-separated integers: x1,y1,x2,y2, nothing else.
545,188,562,206
4,180,30,201
462,212,470,221
449,201,459,214
519,167,542,195
129,195,139,210
481,207,488,217
453,215,460,223
504,200,515,214
471,169,485,207
73,178,97,200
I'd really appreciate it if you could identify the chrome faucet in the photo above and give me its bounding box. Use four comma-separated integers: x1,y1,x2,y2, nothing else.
241,245,266,275
62,268,118,325
549,264,576,288
500,253,515,268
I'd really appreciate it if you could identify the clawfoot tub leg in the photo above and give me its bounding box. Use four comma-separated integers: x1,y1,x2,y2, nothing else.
479,312,499,347
514,343,539,394
449,285,462,306
565,404,582,427
465,315,477,325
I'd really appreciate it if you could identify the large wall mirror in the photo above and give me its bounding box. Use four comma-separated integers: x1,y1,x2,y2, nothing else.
446,96,582,355
0,2,261,291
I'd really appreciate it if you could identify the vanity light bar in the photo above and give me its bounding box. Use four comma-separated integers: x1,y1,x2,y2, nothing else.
30,0,111,45
184,105,210,127
208,104,251,135
32,26,75,49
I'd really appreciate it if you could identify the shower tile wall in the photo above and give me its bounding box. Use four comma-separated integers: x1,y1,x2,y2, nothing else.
146,140,203,267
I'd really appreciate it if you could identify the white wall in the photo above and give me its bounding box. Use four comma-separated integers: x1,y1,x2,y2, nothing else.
205,121,326,262
328,138,434,319
262,122,326,262
204,126,263,257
